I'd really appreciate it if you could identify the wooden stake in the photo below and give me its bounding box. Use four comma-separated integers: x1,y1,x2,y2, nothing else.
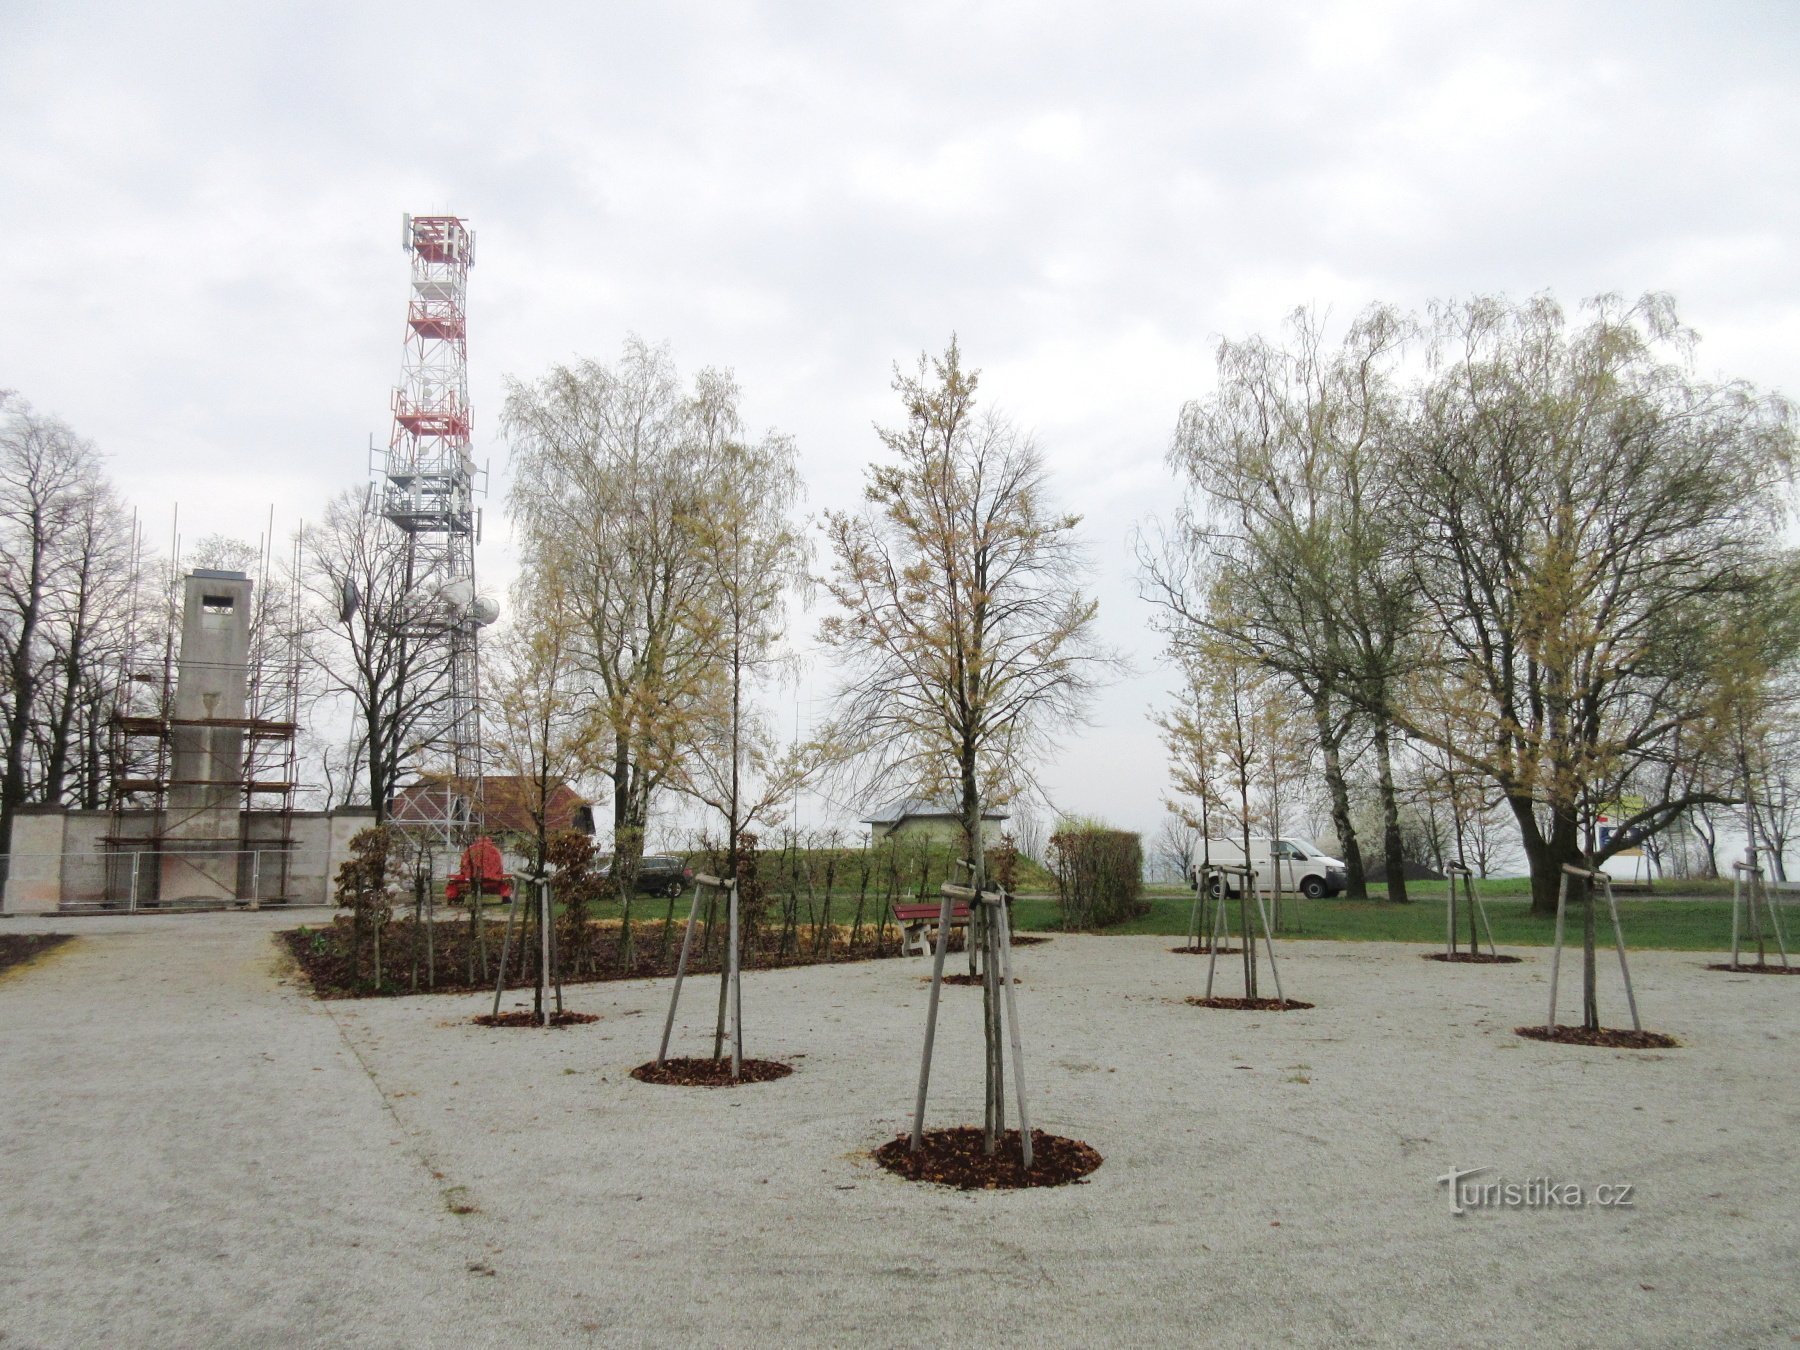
997,896,1032,1169
1546,869,1570,1032
1730,862,1744,969
1251,887,1285,1005
491,880,523,1020
657,877,707,1066
1470,874,1498,957
1601,876,1642,1033
538,875,552,1027
1203,869,1223,999
909,885,957,1152
1445,868,1456,957
729,877,742,1080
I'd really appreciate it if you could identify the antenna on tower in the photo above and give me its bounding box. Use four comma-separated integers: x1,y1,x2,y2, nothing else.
375,212,497,854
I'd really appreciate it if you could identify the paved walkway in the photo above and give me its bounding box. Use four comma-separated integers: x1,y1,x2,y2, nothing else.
0,912,1794,1347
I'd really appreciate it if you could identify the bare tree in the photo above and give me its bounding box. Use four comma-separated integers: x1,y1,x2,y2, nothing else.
820,338,1115,1157
1152,810,1202,884
36,478,136,810
0,400,106,875
298,488,454,818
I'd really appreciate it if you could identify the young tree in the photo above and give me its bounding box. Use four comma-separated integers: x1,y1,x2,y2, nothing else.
821,339,1115,1156
485,568,600,870
669,429,814,884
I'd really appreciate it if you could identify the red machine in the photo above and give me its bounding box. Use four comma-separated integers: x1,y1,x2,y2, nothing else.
445,836,513,904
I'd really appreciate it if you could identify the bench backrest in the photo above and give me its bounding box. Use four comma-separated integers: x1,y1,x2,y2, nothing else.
892,900,971,922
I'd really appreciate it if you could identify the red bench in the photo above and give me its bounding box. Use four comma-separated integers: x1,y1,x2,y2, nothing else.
892,899,971,957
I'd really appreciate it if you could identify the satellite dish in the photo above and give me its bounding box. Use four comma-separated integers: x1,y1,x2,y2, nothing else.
472,595,500,627
338,577,360,623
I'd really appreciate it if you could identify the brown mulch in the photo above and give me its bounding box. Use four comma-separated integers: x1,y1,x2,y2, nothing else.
1185,996,1315,1011
1514,1025,1681,1049
1007,935,1051,946
1424,952,1523,964
0,933,72,977
1169,944,1242,956
1704,962,1799,974
629,1057,794,1087
471,1010,600,1028
283,915,941,999
873,1127,1102,1190
931,973,1019,987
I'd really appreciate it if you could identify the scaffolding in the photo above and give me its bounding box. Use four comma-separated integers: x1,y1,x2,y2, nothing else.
103,521,302,905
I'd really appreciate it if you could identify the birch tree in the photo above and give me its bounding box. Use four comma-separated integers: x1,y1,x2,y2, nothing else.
820,338,1114,1155
1144,305,1417,900
504,339,742,964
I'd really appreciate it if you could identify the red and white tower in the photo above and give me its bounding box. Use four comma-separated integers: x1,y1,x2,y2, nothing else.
381,213,491,846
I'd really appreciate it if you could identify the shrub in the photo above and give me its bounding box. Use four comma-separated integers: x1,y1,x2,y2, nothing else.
333,826,400,989
1049,821,1144,929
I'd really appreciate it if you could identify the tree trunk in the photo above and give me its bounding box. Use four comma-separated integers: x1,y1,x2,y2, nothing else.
1371,715,1407,903
1515,797,1583,917
1312,690,1366,898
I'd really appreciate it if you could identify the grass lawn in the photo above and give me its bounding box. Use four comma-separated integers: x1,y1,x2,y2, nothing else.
446,878,1788,954
1007,889,1791,952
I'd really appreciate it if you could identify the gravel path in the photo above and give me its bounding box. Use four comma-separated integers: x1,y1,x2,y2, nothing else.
1,912,1794,1347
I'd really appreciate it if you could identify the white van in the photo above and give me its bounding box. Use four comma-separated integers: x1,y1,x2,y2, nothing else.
1193,836,1348,899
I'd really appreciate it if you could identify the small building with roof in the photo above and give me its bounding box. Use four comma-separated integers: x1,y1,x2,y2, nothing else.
859,797,1009,848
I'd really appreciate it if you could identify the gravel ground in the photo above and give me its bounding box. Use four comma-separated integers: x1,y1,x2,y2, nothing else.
0,910,1794,1348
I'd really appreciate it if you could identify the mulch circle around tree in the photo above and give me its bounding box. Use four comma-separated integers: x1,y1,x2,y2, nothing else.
471,1010,600,1028
1704,962,1800,975
929,973,1020,987
1168,944,1242,956
629,1057,794,1087
0,933,72,977
1185,996,1315,1011
1514,1025,1681,1049
873,1127,1102,1190
1423,952,1523,964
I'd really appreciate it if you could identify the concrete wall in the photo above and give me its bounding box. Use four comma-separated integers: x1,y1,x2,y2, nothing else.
2,806,379,912
2,807,70,915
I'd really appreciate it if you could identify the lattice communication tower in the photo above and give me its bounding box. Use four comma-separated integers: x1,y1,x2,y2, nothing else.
380,213,491,849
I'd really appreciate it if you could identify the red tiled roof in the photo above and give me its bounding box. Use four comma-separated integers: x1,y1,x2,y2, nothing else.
389,776,593,836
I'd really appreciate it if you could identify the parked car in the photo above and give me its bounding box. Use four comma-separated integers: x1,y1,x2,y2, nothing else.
596,853,696,899
1193,836,1347,899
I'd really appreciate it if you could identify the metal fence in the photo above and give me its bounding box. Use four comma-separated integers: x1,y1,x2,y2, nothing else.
1,848,333,912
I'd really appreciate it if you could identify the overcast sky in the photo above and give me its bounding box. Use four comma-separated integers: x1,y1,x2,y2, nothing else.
3,0,1797,843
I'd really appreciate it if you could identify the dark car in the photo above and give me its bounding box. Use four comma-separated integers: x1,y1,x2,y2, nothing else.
597,854,695,899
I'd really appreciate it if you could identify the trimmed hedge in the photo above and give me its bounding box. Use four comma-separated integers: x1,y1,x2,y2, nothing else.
1049,825,1144,929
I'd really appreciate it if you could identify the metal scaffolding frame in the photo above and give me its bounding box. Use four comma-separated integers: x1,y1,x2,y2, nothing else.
379,213,487,855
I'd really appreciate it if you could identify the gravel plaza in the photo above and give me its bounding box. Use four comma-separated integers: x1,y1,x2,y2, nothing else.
0,910,1793,1348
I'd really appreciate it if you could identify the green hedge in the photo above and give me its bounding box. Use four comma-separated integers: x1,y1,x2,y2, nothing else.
1049,824,1144,929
